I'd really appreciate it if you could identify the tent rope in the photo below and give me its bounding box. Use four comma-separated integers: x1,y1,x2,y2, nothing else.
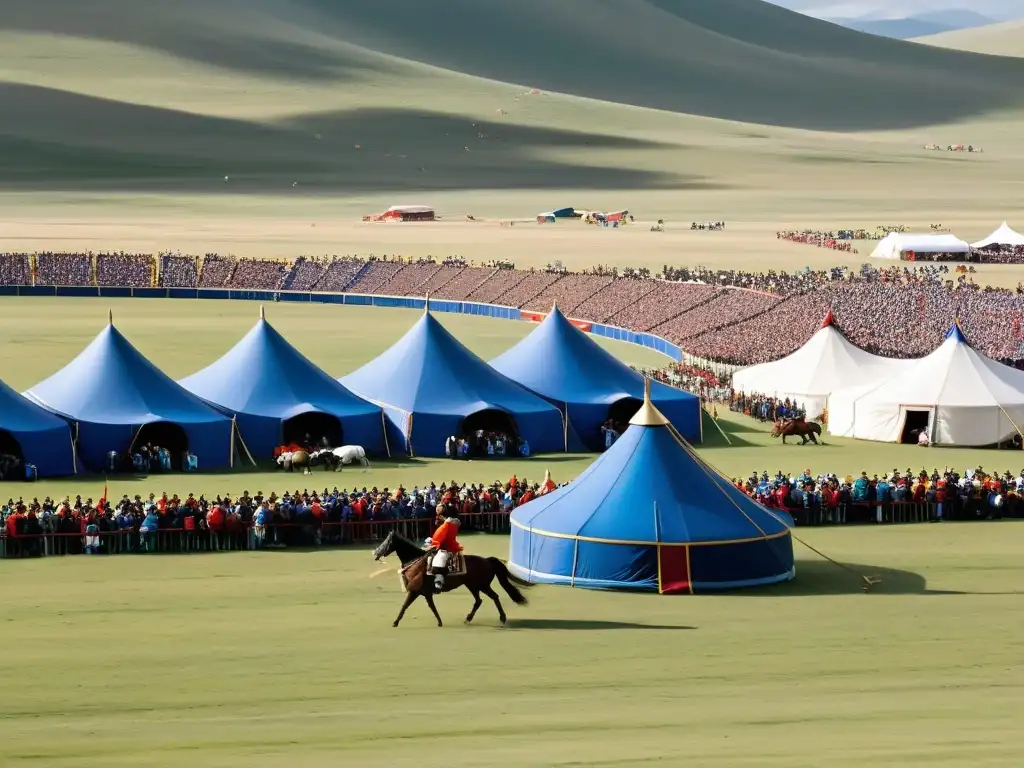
665,422,881,592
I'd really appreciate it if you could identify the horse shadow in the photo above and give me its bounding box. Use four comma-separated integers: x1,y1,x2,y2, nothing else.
507,618,695,631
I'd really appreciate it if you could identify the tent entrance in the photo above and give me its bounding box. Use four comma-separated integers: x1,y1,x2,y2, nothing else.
461,409,518,456
132,422,189,457
608,398,643,428
283,412,343,448
900,410,931,444
0,430,24,480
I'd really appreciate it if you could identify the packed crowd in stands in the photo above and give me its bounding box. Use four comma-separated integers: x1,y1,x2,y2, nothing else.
7,251,1024,367
975,246,1024,265
96,252,153,287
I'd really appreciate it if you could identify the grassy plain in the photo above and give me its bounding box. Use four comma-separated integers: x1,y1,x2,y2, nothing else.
1,525,1022,767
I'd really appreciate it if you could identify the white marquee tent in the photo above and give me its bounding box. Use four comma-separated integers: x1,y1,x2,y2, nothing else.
972,222,1024,249
731,311,911,419
870,232,971,260
828,324,1024,446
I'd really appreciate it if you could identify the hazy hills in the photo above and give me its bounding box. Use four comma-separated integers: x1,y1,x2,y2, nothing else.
915,20,1024,56
3,0,1024,131
826,9,995,39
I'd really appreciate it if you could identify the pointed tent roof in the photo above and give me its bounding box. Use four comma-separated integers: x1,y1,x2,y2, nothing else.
731,311,911,405
490,305,696,408
972,222,1024,248
1,376,71,434
340,311,559,418
511,391,789,545
179,309,380,421
24,320,230,426
836,322,1024,409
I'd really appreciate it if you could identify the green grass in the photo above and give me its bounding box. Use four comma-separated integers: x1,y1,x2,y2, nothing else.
2,296,1021,504
1,524,1022,766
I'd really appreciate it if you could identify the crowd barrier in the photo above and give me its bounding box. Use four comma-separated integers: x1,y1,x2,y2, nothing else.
0,285,683,362
0,510,511,559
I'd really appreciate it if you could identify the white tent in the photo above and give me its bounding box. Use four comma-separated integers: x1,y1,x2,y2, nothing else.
731,311,911,419
870,232,971,260
972,222,1024,249
828,324,1024,446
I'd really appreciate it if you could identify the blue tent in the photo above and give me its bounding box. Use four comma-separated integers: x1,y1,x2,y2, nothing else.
179,308,387,458
0,377,77,477
509,388,794,593
24,318,234,471
341,309,565,457
490,305,701,450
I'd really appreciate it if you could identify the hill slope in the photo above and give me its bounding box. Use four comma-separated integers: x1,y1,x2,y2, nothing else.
915,21,1024,56
2,0,1024,131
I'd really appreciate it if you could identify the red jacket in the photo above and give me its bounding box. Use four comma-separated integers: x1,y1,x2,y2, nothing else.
430,520,463,552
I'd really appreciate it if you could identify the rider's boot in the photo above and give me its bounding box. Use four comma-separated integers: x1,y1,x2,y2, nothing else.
434,571,445,592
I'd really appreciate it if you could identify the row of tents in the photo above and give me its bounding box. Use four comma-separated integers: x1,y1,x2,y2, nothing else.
870,222,1024,260
1,306,700,477
732,311,1024,446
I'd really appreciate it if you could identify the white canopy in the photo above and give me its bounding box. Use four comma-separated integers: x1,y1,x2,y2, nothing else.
828,325,1024,446
387,205,433,214
972,222,1024,249
731,311,911,419
870,232,970,260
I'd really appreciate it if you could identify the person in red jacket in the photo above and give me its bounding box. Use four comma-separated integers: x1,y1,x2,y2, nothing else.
426,512,463,591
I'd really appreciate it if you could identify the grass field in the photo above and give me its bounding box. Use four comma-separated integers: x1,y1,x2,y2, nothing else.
3,296,1023,503
1,524,1022,767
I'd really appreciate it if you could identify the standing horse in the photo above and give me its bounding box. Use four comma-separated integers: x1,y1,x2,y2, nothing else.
373,531,529,627
309,445,370,471
276,450,311,472
770,419,823,445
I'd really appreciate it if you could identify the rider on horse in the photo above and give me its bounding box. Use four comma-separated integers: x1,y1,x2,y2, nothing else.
426,511,463,591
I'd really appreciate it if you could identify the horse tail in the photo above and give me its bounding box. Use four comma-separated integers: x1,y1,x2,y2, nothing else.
489,558,530,605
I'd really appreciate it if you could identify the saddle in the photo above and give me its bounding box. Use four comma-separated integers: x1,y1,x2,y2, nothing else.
446,552,467,577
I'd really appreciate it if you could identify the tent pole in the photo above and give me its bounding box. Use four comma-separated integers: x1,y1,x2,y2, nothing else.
998,405,1024,442
563,402,569,452
230,416,236,468
232,419,257,466
406,412,414,458
381,411,392,458
70,422,80,475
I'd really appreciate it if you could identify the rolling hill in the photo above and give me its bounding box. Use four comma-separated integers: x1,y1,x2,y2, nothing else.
915,20,1024,56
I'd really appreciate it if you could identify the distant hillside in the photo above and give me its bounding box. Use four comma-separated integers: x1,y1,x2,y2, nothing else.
915,20,1024,56
2,0,1024,132
826,9,995,40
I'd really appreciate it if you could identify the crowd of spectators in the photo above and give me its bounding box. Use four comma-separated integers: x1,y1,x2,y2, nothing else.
10,249,1024,367
1,474,554,558
158,252,199,288
198,254,235,287
0,253,30,286
96,252,153,287
777,230,855,252
35,252,92,286
975,246,1024,265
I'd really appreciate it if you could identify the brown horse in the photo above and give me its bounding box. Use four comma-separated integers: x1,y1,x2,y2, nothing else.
770,419,823,445
372,531,530,628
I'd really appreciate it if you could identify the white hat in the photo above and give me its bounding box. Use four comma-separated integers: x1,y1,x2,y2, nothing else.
445,517,461,526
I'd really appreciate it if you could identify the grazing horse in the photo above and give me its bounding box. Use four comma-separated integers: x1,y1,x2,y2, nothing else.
373,531,529,628
770,419,823,445
309,445,370,471
276,450,310,472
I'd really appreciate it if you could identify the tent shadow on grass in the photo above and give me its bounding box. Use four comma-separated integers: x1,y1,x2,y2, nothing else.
734,559,1002,596
507,618,695,631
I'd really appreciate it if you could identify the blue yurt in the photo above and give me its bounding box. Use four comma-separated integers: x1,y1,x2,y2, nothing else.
180,307,387,459
24,313,235,472
341,307,565,457
0,377,78,477
509,383,794,593
490,305,701,450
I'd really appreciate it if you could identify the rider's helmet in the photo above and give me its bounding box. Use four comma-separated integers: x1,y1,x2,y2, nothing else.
445,517,461,527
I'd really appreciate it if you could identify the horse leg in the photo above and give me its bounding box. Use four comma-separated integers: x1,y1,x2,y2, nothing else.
393,591,418,628
465,588,483,624
423,592,443,627
480,584,507,625
781,435,787,445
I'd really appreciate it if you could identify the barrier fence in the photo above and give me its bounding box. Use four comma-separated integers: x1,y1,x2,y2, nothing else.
3,501,990,560
0,510,511,559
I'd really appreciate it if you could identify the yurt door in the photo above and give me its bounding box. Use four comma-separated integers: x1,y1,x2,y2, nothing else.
899,408,932,444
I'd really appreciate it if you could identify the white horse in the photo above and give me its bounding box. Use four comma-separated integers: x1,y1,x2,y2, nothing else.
309,445,370,471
